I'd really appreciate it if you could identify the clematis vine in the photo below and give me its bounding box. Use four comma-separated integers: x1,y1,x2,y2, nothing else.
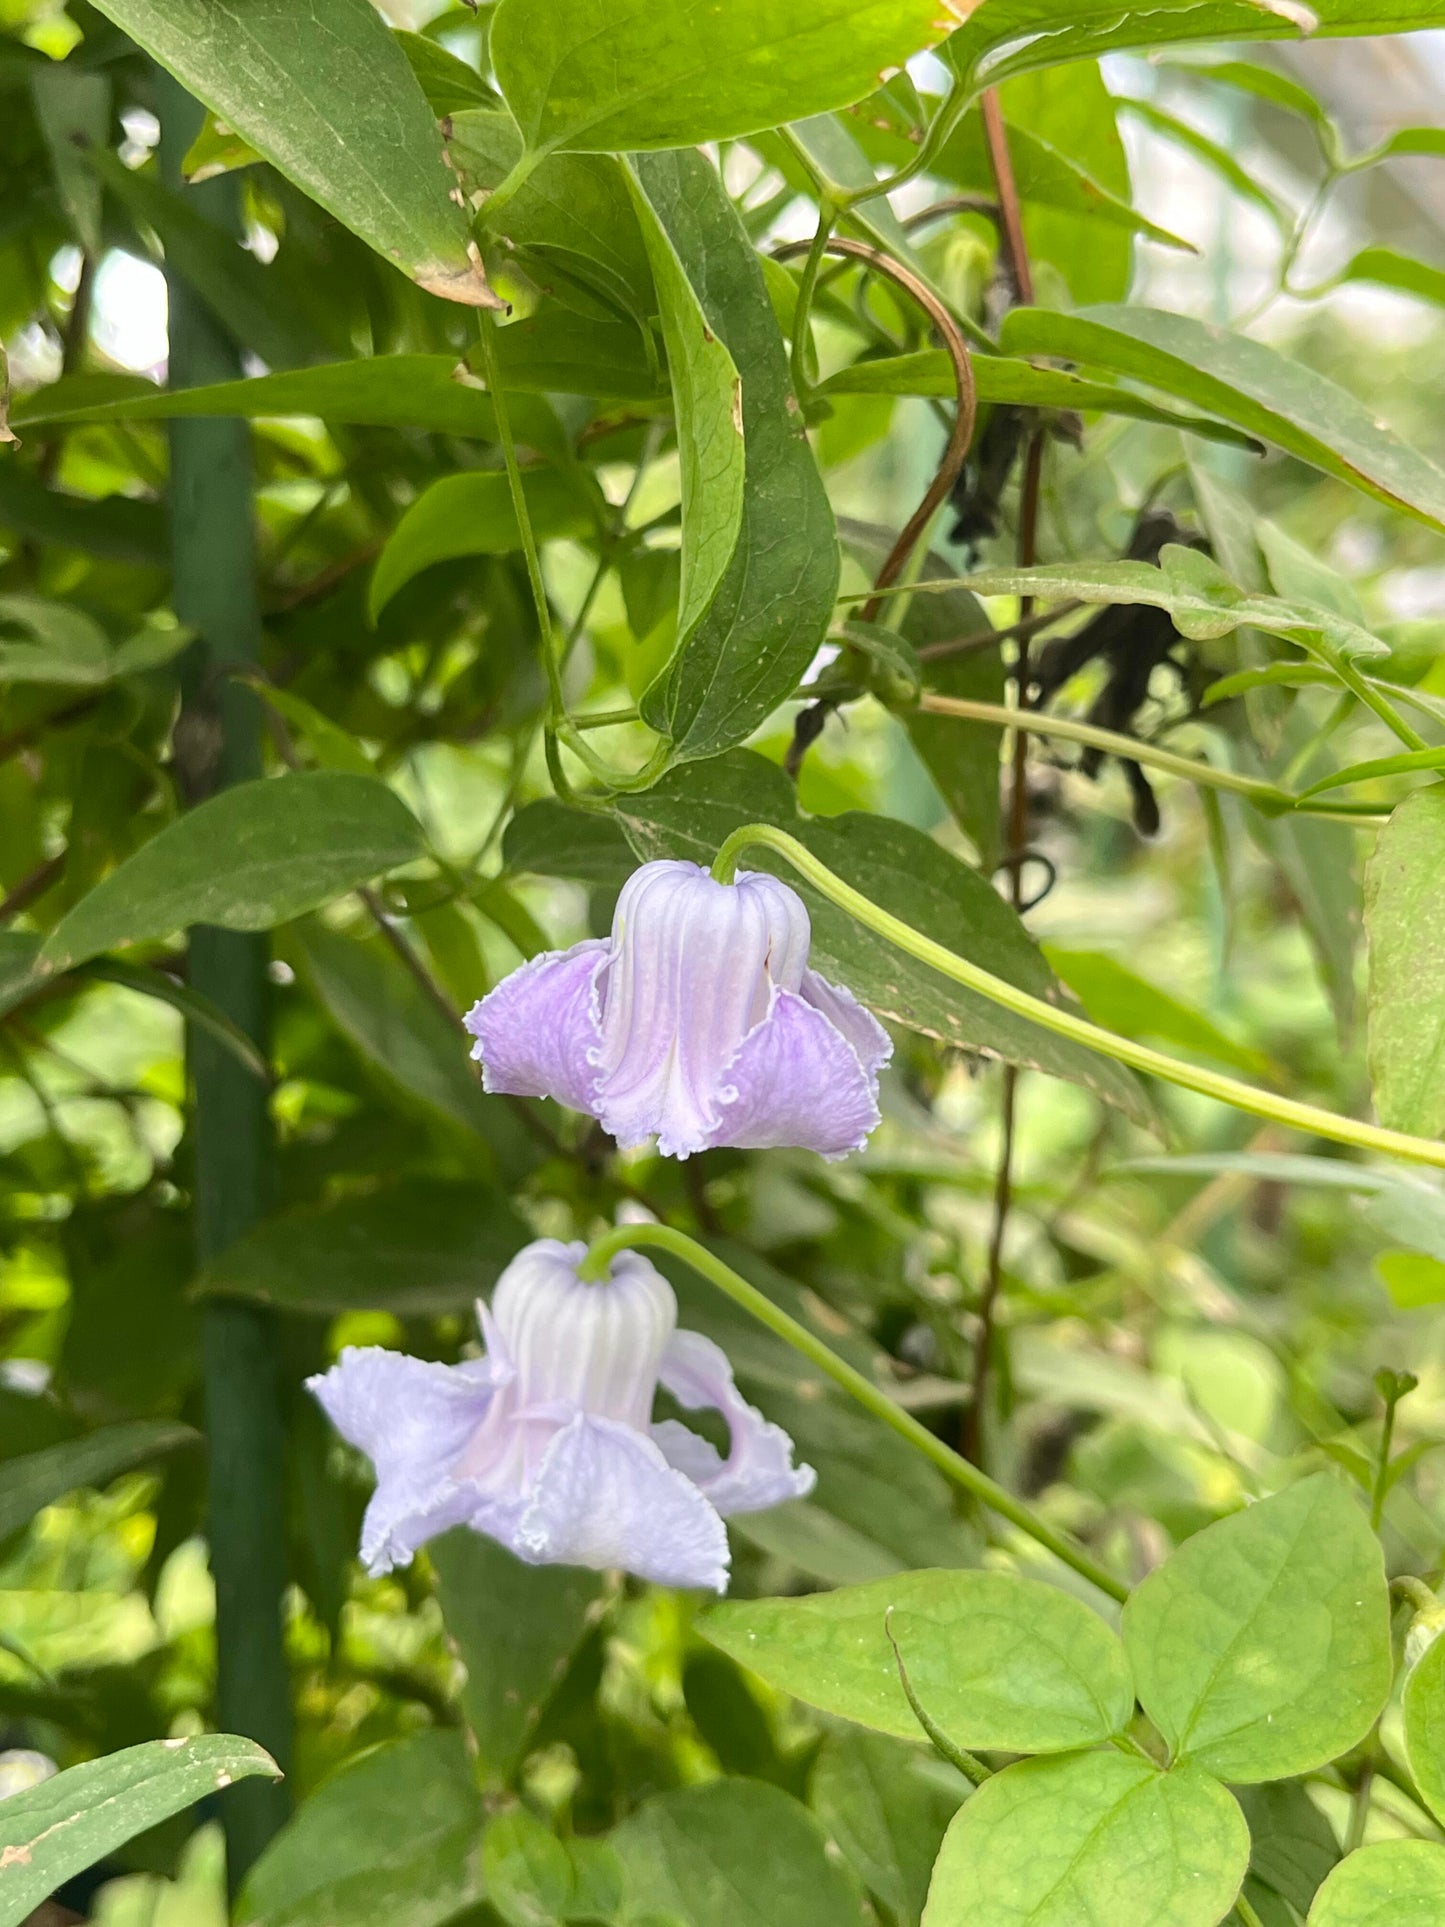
465,858,891,1160
308,1237,813,1593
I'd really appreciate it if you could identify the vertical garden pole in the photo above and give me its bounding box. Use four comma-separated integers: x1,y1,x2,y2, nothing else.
157,73,291,1884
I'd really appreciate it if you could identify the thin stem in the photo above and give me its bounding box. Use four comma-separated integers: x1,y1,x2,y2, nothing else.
788,207,837,403
708,824,1445,1174
980,91,1034,306
578,1223,1129,1602
843,78,976,211
1331,652,1428,753
915,601,1082,664
1234,1893,1268,1927
1345,1763,1376,1855
915,695,1389,824
885,1608,991,1783
773,237,977,619
474,309,563,723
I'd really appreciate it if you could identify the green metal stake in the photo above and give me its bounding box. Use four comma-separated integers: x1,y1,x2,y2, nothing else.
157,72,291,1885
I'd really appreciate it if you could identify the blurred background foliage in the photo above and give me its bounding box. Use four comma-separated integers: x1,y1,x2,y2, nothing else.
2,1,1445,1921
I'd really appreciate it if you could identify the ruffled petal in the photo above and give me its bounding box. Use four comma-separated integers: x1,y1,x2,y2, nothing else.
464,941,607,1113
654,1328,815,1517
503,1412,730,1592
307,1347,498,1575
800,968,892,1086
707,987,882,1159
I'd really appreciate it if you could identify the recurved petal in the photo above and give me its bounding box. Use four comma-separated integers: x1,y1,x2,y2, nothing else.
307,1347,497,1575
655,1328,815,1518
464,940,608,1113
510,1412,730,1592
708,988,882,1159
799,968,892,1084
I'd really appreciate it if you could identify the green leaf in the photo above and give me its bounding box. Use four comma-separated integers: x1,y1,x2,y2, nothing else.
180,109,263,184
0,463,168,565
633,151,837,760
945,0,1445,90
1181,57,1338,149
1324,246,1445,311
1122,1475,1392,1781
613,1780,860,1927
956,549,1387,662
1301,748,1445,796
1365,786,1445,1139
998,63,1139,305
1403,1624,1445,1825
196,1179,527,1315
921,1753,1248,1927
1046,946,1272,1079
39,772,427,973
12,358,565,460
369,469,599,620
613,751,1153,1122
0,1735,280,1927
248,684,374,778
482,1807,574,1927
819,352,1259,447
289,919,529,1173
88,0,497,305
1307,1841,1445,1927
235,1729,483,1927
491,0,961,154
1119,98,1289,233
626,164,746,655
429,1529,605,1788
396,29,497,116
1235,1782,1340,1920
446,112,654,330
704,1568,1133,1753
502,799,635,886
30,61,109,254
1375,1248,1445,1308
0,593,112,685
0,1420,197,1543
0,933,42,1021
1002,305,1445,533
811,1731,962,1927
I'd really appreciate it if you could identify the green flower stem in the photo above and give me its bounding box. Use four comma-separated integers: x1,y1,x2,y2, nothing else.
1234,1893,1268,1927
709,823,1445,1175
1328,651,1428,753
916,693,1389,824
787,205,837,403
577,1222,1129,1603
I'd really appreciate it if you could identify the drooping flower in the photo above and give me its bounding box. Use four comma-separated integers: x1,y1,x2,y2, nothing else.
465,859,891,1160
308,1237,813,1593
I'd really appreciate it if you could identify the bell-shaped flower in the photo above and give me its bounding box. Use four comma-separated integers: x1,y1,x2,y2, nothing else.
465,859,891,1160
307,1237,814,1593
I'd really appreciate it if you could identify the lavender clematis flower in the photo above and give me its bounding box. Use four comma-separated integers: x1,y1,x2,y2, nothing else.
308,1237,813,1593
465,859,891,1160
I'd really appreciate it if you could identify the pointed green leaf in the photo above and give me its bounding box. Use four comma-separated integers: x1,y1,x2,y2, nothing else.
633,151,837,759
0,1737,280,1927
88,0,497,305
492,0,964,154
39,773,427,972
235,1729,482,1927
0,1420,198,1543
1122,1475,1392,1781
613,1781,860,1927
431,1530,605,1788
1003,304,1445,532
811,1731,961,1927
